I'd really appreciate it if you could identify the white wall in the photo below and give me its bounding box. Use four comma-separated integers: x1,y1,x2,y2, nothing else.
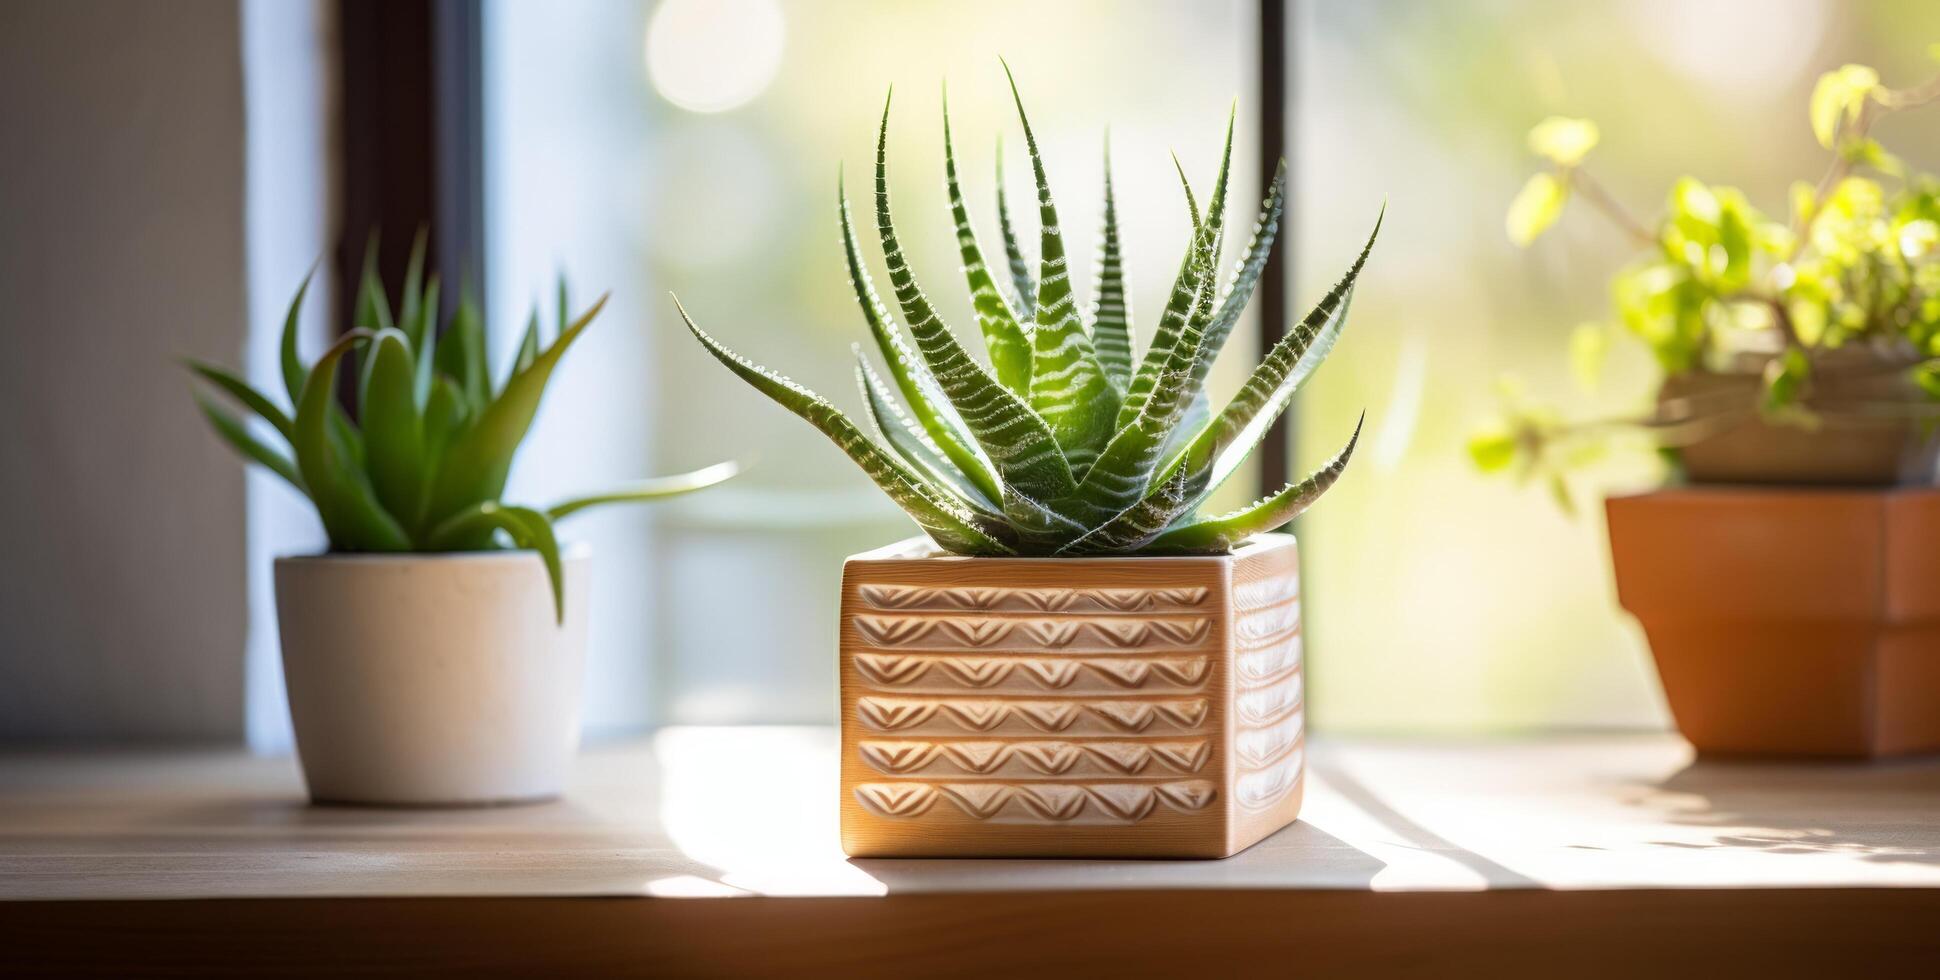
0,0,250,739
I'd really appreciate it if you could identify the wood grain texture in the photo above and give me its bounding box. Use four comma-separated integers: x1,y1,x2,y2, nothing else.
6,890,1939,978
839,534,1303,858
6,730,1940,903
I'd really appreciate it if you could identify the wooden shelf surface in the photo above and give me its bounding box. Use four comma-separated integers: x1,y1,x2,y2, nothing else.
4,727,1938,900
6,728,1939,974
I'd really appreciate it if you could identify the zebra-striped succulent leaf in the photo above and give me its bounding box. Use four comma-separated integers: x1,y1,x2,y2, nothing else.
837,174,1002,504
943,92,1034,397
1091,140,1135,389
1150,415,1363,553
189,238,737,622
871,93,1078,508
678,300,1013,556
677,70,1375,557
995,137,1036,321
1002,63,1122,476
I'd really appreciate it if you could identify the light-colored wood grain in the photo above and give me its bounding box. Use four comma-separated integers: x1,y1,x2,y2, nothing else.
838,534,1303,858
4,728,1940,902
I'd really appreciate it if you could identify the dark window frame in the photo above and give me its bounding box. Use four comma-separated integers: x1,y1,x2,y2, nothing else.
334,0,484,340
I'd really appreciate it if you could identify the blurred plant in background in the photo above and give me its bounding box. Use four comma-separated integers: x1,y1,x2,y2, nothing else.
192,236,736,620
1474,56,1940,503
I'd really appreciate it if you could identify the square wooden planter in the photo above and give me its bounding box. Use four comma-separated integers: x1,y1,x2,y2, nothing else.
1607,488,1940,758
838,534,1306,858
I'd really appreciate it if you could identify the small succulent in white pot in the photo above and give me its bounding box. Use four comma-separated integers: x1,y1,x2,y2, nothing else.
191,237,735,805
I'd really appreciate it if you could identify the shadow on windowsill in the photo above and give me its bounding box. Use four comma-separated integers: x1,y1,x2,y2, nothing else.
1640,755,1940,866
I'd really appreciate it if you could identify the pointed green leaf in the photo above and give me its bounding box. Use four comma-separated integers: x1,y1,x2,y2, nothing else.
398,227,429,351
1091,139,1134,389
293,330,411,551
995,135,1035,320
1149,415,1362,553
1149,163,1289,481
514,307,542,378
420,375,470,475
1200,163,1286,367
854,351,1002,517
428,502,566,624
1171,151,1202,229
838,174,1003,504
998,484,1093,551
942,91,1033,395
1119,109,1235,431
676,298,1016,555
360,328,425,536
423,295,603,525
193,391,304,493
872,92,1077,507
279,268,316,404
354,235,394,332
436,289,489,412
413,275,441,405
1173,161,1288,423
1170,205,1380,497
187,361,294,442
545,460,741,521
1057,464,1200,556
1070,115,1238,521
1001,63,1121,474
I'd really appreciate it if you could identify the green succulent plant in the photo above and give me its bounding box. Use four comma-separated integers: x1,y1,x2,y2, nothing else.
189,234,738,620
677,69,1378,556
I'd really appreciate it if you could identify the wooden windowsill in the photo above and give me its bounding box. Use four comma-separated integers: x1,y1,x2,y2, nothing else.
3,728,1937,974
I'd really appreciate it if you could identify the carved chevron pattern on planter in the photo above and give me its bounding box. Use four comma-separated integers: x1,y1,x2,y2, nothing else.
1232,575,1300,611
856,696,1211,735
854,780,1219,823
841,537,1309,853
853,615,1211,651
1237,635,1303,684
858,739,1213,777
1236,672,1304,727
859,584,1209,613
1236,745,1305,812
852,653,1210,690
1233,601,1302,645
1235,711,1303,771
1232,559,1305,815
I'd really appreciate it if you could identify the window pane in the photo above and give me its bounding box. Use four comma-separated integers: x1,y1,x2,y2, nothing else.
487,0,1256,726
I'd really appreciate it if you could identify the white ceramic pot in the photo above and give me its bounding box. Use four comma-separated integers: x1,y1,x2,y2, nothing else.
273,548,590,806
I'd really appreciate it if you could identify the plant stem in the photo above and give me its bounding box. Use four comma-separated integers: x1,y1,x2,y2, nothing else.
1568,167,1657,248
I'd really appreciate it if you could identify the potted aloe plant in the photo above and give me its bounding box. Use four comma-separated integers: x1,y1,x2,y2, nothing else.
1474,61,1940,757
678,69,1378,858
190,238,736,805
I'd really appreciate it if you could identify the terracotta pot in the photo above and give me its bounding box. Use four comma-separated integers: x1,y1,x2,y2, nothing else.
1660,350,1939,486
1607,489,1940,757
838,534,1304,859
274,549,590,805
